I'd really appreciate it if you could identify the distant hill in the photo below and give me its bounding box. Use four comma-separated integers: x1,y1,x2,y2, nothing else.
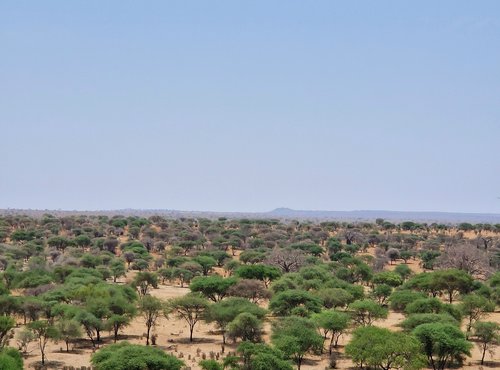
268,207,500,223
1,207,500,224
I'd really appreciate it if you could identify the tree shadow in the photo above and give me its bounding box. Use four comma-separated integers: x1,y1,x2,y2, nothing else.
478,360,500,368
170,337,218,345
29,360,65,369
301,358,322,367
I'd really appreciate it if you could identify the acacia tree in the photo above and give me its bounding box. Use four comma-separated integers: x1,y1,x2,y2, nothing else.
193,256,217,276
132,272,158,297
205,297,266,344
91,342,184,370
235,264,281,288
473,321,499,365
55,319,82,352
269,289,322,317
0,347,23,370
436,243,491,278
227,279,271,303
110,260,126,282
106,296,137,343
236,342,293,370
266,248,305,273
432,269,474,303
227,312,263,343
28,320,58,365
349,299,388,326
312,310,350,354
0,316,15,348
167,293,209,342
314,288,355,310
346,326,425,370
413,323,472,370
75,310,101,348
139,295,163,345
460,294,495,338
189,276,237,302
271,316,323,370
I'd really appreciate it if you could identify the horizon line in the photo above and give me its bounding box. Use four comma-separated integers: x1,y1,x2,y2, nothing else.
1,207,500,216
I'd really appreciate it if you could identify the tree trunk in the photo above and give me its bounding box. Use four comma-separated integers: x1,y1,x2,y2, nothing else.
87,331,96,348
146,325,151,345
481,344,486,365
429,355,437,370
329,333,336,355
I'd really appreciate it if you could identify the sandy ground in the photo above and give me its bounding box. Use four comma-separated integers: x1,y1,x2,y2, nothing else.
14,261,500,369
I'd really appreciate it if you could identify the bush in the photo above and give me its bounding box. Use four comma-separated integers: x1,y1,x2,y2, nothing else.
400,313,459,331
0,348,23,370
91,342,184,370
389,290,427,312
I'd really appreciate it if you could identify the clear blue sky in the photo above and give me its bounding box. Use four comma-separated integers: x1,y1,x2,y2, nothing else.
1,1,499,213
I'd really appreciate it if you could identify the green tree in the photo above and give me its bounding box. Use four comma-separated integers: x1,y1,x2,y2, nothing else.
413,323,472,370
373,271,403,287
349,299,388,326
388,290,427,312
404,273,440,297
91,342,184,370
227,312,263,343
167,293,209,342
172,267,196,287
271,316,323,370
346,326,425,370
106,295,137,342
0,347,23,370
189,275,237,302
372,284,393,305
74,309,102,348
193,256,217,276
313,288,354,309
311,310,350,354
394,264,413,281
74,235,92,249
0,316,15,348
28,320,58,365
199,359,223,370
432,269,474,303
15,328,35,354
473,321,499,365
138,295,163,345
235,264,281,287
131,272,158,297
400,313,458,332
269,289,322,317
55,319,82,352
460,294,495,338
205,297,266,344
110,260,126,283
405,297,443,315
237,342,293,370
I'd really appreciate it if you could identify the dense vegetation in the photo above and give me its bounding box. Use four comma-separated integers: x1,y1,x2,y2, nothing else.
0,213,499,369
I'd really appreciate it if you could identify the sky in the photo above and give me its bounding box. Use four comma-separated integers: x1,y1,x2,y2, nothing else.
1,1,499,213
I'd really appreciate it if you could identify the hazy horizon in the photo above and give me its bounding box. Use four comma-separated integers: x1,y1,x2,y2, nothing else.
1,1,499,213
2,206,500,217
